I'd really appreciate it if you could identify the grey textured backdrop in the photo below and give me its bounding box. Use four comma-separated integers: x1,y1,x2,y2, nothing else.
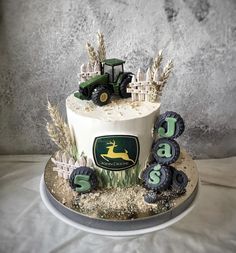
0,0,236,158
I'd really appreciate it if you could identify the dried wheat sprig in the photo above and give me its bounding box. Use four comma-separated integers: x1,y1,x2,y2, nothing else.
46,101,76,157
47,102,65,133
159,60,174,84
155,60,174,96
46,122,65,151
86,42,98,66
97,32,106,62
47,102,70,149
151,50,163,80
63,122,74,147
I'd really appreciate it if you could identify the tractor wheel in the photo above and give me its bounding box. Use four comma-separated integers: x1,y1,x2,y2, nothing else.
142,163,173,191
119,76,132,98
152,138,180,165
155,111,185,139
171,167,188,191
69,166,98,193
91,86,111,106
144,191,159,204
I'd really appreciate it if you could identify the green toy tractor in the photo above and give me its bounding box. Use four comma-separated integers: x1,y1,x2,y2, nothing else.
74,58,133,106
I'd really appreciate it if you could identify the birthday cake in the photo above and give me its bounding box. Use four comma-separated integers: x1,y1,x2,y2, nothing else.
44,32,198,220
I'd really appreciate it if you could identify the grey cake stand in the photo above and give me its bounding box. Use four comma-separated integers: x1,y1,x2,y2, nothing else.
40,150,199,237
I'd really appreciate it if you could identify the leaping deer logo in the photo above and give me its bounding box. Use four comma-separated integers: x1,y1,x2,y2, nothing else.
101,140,135,164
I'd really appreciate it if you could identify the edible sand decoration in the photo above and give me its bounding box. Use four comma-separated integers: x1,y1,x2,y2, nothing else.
44,149,198,220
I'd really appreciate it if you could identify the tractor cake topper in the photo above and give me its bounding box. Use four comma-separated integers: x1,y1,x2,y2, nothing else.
44,32,194,221
74,32,173,106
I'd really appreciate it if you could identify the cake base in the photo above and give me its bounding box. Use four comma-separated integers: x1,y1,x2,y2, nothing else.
40,149,199,236
40,177,199,237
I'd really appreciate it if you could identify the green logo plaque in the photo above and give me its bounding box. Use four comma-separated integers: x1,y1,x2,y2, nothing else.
93,135,140,171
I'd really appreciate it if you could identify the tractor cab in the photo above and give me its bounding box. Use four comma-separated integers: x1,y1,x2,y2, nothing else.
101,58,125,83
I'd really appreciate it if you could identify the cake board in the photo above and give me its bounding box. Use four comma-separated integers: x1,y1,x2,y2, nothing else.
40,149,199,237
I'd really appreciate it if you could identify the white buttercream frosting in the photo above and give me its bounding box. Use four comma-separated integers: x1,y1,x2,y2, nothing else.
66,94,160,171
66,94,160,122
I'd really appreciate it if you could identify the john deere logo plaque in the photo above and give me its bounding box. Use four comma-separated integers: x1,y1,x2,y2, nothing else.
93,135,140,171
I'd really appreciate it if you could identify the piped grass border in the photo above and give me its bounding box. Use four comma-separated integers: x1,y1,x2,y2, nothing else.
95,163,142,188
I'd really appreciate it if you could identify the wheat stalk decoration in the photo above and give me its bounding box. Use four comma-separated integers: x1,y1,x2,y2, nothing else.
97,32,106,62
46,101,77,159
151,49,163,80
86,42,98,66
155,60,174,96
159,60,174,84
